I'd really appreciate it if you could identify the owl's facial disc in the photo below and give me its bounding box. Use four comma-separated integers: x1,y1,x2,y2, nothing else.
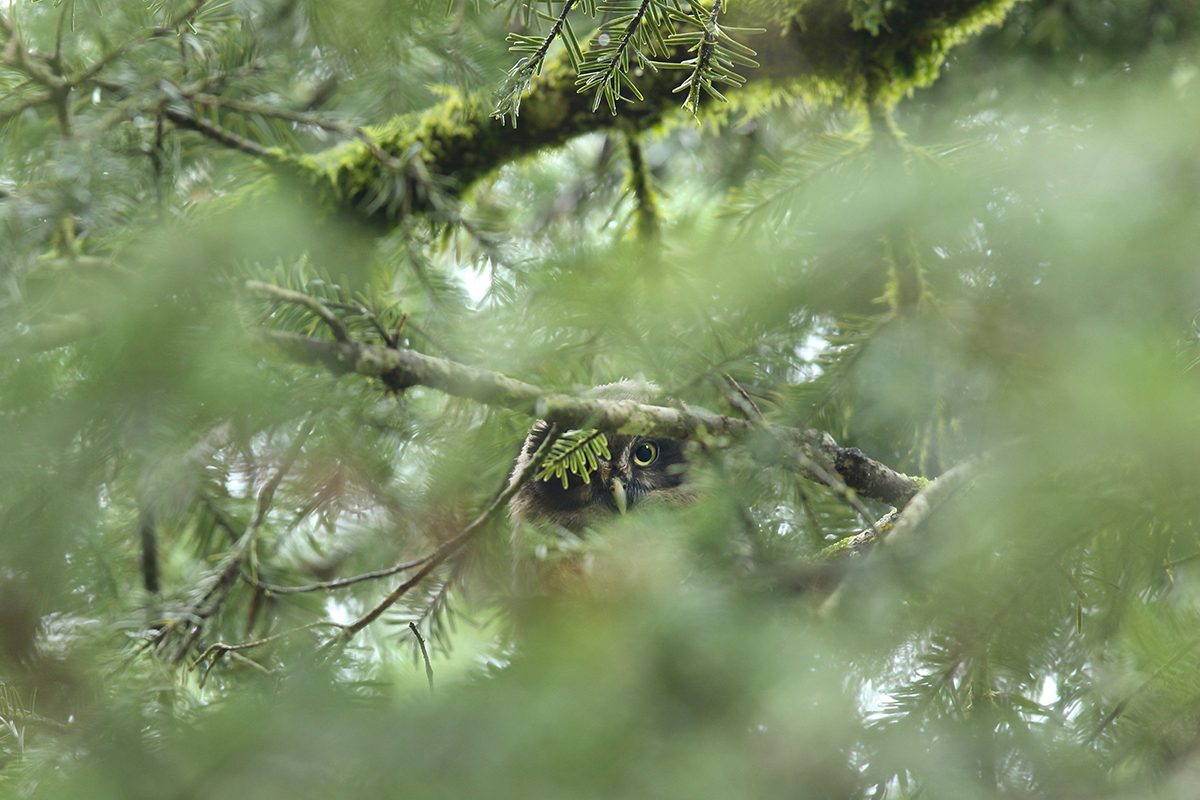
509,426,690,534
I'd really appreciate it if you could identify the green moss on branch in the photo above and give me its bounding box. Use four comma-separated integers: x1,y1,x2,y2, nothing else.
280,0,1021,224
770,0,1025,106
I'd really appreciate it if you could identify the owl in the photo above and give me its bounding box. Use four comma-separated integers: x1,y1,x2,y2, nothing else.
508,382,693,587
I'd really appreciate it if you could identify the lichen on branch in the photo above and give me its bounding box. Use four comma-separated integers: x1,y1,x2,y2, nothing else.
258,329,922,509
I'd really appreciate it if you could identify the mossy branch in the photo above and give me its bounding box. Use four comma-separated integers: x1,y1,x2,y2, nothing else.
282,0,1020,226
296,45,690,225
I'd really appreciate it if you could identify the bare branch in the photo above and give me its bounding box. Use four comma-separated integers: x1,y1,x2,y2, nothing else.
241,554,435,595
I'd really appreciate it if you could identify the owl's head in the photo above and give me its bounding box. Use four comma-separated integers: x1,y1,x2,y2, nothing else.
508,381,693,535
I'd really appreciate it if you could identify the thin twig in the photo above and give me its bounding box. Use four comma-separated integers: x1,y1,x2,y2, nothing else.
329,425,559,643
722,373,765,425
188,91,404,170
167,420,314,662
227,651,274,676
409,622,434,692
322,299,399,348
241,553,436,594
815,456,979,615
192,619,343,681
719,372,874,526
161,105,278,160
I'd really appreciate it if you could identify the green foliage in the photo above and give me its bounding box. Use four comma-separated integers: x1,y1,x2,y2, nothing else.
662,1,761,115
535,429,612,487
5,1,1200,800
494,0,595,124
492,0,759,123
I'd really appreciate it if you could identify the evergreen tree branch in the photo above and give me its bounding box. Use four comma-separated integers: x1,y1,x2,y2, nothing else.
718,373,875,525
286,0,1018,225
160,104,281,161
1086,633,1200,745
297,44,690,224
763,457,976,605
331,423,560,641
877,455,977,549
245,280,351,343
157,420,314,662
69,0,209,87
256,329,922,508
0,11,66,92
576,0,662,114
665,0,760,115
1,1,210,134
4,1,1021,225
536,429,612,487
494,0,583,125
185,90,406,171
241,553,436,595
819,455,975,566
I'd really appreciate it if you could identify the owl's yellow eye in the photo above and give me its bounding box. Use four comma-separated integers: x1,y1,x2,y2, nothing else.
632,441,658,467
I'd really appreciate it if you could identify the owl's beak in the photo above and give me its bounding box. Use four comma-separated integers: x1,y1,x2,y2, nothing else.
610,477,628,515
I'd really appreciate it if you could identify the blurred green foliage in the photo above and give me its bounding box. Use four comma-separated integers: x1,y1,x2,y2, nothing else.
3,1,1200,798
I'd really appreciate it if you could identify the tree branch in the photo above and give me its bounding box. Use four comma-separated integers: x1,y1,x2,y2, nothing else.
245,280,350,342
161,105,280,161
331,423,561,640
160,420,313,662
257,330,922,509
241,553,434,595
802,455,979,611
287,0,1019,225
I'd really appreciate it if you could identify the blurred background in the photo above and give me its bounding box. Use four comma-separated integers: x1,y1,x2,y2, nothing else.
2,0,1200,797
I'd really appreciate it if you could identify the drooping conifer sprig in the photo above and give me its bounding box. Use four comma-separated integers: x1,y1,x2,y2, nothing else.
493,0,595,125
492,0,756,122
662,0,760,115
576,0,677,113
